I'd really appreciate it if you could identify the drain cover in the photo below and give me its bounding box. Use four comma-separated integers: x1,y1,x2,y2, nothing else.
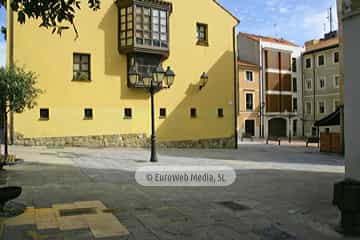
59,207,97,217
253,224,297,240
217,201,250,211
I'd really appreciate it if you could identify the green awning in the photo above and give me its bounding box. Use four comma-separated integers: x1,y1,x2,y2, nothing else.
314,108,340,127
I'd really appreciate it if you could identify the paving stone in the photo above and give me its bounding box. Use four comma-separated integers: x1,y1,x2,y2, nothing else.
57,215,89,231
35,208,59,230
85,213,129,238
4,207,35,226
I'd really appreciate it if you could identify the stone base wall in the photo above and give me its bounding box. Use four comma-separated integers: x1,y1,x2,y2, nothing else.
14,133,235,149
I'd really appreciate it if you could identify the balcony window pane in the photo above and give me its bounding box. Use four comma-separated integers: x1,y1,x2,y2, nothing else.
127,38,133,45
144,8,150,15
121,16,126,23
160,11,166,18
136,7,141,14
121,8,126,16
152,9,159,17
160,33,167,41
144,32,150,39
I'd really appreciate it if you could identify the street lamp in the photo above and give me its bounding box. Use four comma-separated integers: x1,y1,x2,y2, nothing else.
128,64,175,162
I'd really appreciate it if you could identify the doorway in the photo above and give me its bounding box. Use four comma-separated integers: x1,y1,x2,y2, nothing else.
245,120,255,136
268,118,286,137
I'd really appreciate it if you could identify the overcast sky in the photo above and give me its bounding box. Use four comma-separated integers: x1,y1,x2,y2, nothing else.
0,0,338,67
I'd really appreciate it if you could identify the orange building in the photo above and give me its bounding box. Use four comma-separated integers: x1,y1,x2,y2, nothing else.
238,60,260,138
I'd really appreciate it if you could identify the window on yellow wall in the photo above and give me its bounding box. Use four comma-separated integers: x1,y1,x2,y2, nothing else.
39,109,49,120
218,108,224,118
73,53,91,81
159,108,166,118
245,71,254,82
196,23,208,46
84,108,93,120
190,108,197,118
124,108,132,119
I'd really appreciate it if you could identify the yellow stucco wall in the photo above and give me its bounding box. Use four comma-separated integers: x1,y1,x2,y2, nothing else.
11,0,238,142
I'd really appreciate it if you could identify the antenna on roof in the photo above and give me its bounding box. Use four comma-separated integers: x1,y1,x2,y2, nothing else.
327,7,334,33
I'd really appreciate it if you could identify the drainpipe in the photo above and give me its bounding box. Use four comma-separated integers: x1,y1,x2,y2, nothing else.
232,26,238,149
6,1,15,145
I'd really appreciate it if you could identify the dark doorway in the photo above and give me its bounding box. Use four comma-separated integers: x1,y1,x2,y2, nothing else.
293,119,297,136
245,120,255,136
268,118,286,137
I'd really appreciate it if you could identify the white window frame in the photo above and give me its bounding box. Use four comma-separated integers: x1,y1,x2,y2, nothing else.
244,70,254,82
305,57,312,69
334,74,340,88
317,54,326,67
306,79,312,90
333,51,340,64
305,101,312,114
318,101,326,114
319,77,326,89
244,92,254,112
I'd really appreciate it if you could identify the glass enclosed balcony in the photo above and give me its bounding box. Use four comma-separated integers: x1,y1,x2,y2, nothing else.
116,0,172,57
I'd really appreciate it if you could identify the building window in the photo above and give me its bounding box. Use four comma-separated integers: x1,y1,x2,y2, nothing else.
131,6,168,48
334,100,340,111
119,6,134,47
292,78,297,92
305,58,312,69
293,98,298,112
159,108,166,118
190,108,197,118
292,57,297,72
319,77,326,89
196,23,208,46
218,108,224,118
319,101,325,114
245,71,254,82
306,102,312,114
334,52,339,63
334,75,340,88
124,108,132,119
73,53,90,81
84,108,93,120
39,108,49,120
245,93,254,111
318,55,325,66
306,79,312,90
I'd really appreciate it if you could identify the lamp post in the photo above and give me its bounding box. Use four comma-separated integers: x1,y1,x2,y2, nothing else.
128,64,175,162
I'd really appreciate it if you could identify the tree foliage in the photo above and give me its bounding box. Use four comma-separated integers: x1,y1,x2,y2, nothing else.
0,65,42,113
0,0,101,38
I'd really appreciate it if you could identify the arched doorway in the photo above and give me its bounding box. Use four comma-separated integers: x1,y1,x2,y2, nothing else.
268,118,286,137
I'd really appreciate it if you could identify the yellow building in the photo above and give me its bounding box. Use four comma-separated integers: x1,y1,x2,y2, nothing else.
7,0,239,148
238,60,260,139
